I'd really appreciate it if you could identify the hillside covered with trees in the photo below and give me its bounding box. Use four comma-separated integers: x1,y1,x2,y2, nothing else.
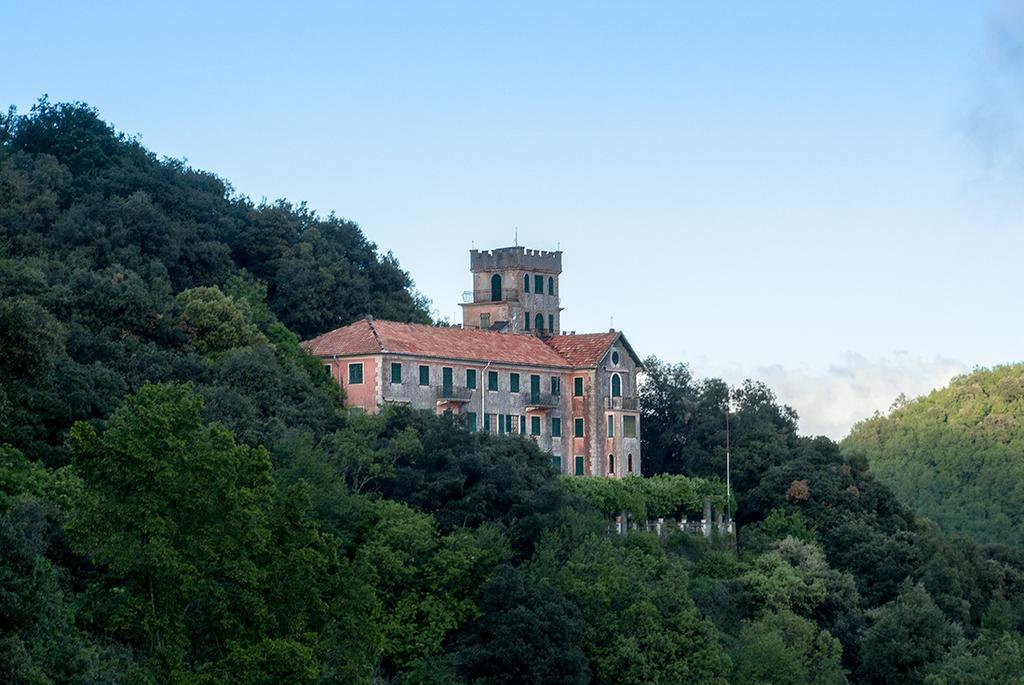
842,364,1024,548
2,101,1024,684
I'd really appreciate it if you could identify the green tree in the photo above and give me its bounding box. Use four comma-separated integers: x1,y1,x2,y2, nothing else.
730,610,847,685
859,583,961,685
176,285,264,355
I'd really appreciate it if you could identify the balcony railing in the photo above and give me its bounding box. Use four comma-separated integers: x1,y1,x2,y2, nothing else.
607,396,638,411
469,288,561,304
437,386,473,402
525,391,560,408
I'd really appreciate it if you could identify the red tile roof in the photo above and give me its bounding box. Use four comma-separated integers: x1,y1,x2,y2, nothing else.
303,318,572,368
544,333,618,368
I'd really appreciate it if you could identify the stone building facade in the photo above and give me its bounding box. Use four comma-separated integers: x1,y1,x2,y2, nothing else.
302,246,643,477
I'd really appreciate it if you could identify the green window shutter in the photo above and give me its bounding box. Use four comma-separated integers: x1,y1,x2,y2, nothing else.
488,370,499,391
611,374,622,397
531,416,541,435
549,314,554,332
524,274,530,292
574,377,584,396
466,368,477,389
525,312,530,330
552,417,561,437
535,274,544,293
391,362,402,384
574,418,584,438
348,363,363,384
483,413,491,432
498,414,505,434
506,415,513,433
419,365,430,386
548,276,554,295
468,412,477,432
510,373,520,393
442,367,453,390
551,455,562,471
574,456,584,476
607,414,614,437
551,377,560,396
618,413,634,436
520,415,526,433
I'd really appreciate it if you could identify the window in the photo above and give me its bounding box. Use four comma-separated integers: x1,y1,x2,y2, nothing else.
520,415,526,433
548,314,554,333
442,367,453,391
505,414,513,434
551,377,561,396
611,350,620,365
466,368,477,389
548,276,554,295
525,312,530,330
627,453,634,473
348,363,364,384
535,313,544,332
510,373,520,393
483,413,491,432
551,456,562,471
611,373,622,398
480,313,490,329
498,414,505,434
419,365,430,386
531,415,541,435
468,412,477,432
552,417,562,437
323,363,332,377
490,274,502,301
535,274,544,294
574,418,584,438
607,414,614,437
623,415,637,438
575,455,585,476
488,370,499,391
524,274,530,292
391,362,402,384
574,377,584,396
608,454,615,474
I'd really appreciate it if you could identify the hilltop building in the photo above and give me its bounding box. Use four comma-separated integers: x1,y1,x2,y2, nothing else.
302,246,643,477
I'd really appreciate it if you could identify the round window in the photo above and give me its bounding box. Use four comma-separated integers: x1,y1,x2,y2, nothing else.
611,351,620,365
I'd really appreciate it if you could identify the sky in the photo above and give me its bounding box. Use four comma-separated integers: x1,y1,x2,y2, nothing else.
4,1,1023,438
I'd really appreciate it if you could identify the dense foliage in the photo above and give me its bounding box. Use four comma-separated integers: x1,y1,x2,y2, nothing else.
2,101,1022,683
640,356,1024,683
842,364,1024,547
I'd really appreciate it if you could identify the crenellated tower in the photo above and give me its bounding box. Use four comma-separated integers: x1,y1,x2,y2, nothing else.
460,246,563,335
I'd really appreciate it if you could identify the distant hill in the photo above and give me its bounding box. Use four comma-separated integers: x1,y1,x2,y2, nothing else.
842,363,1024,547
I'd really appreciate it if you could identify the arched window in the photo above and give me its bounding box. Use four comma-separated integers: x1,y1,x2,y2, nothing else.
611,373,622,397
535,313,544,332
548,276,554,295
524,274,530,292
490,274,502,302
627,453,633,473
608,454,615,474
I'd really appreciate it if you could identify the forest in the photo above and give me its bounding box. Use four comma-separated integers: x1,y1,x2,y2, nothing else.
843,363,1024,548
2,100,1024,684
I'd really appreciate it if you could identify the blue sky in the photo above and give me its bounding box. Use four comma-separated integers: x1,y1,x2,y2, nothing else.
4,1,1023,437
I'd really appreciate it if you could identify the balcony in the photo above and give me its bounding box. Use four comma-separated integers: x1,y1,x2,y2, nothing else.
465,288,562,305
607,396,639,411
468,288,520,304
525,391,560,409
437,386,473,403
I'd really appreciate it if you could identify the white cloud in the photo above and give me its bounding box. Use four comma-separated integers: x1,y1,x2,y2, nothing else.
691,353,969,441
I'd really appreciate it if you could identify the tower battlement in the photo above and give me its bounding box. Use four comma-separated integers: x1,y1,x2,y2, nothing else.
471,246,562,273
